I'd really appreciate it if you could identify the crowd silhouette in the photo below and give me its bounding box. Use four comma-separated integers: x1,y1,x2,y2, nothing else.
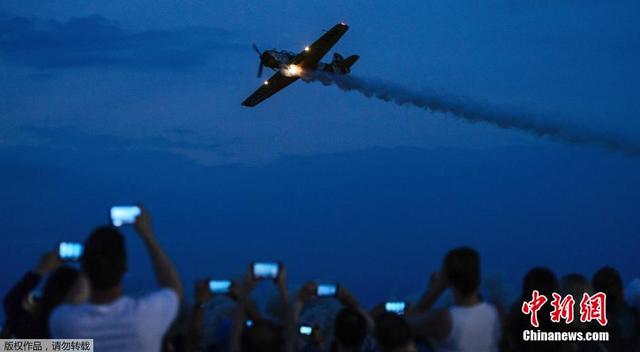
2,206,639,352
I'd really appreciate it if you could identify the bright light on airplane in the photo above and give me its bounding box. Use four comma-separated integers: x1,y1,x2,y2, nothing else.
284,64,302,77
304,46,310,52
263,81,269,85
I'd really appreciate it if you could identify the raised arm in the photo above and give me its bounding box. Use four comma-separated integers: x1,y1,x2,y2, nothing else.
275,265,295,352
337,286,375,333
134,206,184,298
406,270,451,341
291,281,319,352
3,251,59,322
411,271,448,315
292,281,317,324
230,268,255,352
187,280,212,352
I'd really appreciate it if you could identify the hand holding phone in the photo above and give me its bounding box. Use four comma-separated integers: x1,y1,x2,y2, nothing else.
208,280,233,294
110,206,141,227
384,301,406,315
316,283,338,297
299,324,322,345
299,325,313,336
252,262,280,280
58,241,84,262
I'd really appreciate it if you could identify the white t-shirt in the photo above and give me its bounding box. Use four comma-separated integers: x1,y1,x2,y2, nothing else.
436,302,501,352
50,289,179,352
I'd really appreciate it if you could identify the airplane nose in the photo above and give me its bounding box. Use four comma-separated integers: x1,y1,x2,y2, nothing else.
260,53,278,67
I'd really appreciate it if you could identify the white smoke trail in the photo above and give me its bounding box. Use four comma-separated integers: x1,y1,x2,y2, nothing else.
304,72,640,155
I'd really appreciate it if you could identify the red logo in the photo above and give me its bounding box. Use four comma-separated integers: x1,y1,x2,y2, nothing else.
521,290,548,327
550,292,575,324
522,291,607,327
580,292,607,326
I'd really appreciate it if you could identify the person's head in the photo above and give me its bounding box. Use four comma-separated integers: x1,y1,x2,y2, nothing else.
443,247,480,297
241,319,284,352
82,226,127,291
561,273,592,297
592,266,624,308
334,307,367,351
39,266,80,317
521,267,558,298
374,312,415,352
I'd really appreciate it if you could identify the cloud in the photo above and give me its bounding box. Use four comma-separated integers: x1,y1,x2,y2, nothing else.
0,14,241,69
19,125,237,154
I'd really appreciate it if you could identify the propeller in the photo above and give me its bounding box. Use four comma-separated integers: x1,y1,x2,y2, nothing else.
252,44,264,78
257,62,263,78
252,43,261,55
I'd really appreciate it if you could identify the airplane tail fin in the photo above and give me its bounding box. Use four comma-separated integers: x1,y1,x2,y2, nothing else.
338,55,359,73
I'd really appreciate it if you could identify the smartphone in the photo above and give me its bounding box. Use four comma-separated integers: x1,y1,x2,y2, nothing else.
252,262,280,280
316,284,338,297
208,280,232,294
384,301,406,315
110,206,141,227
58,241,84,262
299,325,313,336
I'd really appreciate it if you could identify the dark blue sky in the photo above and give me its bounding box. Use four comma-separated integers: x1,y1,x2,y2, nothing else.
1,1,639,308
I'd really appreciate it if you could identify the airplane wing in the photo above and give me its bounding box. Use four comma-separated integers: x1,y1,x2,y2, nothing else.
293,23,349,68
241,72,299,107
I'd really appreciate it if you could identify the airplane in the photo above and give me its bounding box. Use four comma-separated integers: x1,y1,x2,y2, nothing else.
241,23,359,107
